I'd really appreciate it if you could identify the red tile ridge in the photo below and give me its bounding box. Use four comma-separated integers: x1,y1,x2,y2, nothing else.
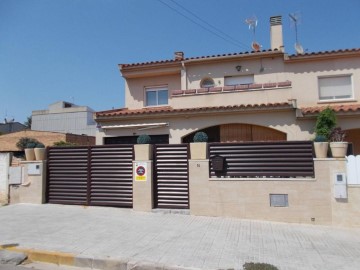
95,102,292,118
289,48,360,58
120,49,280,68
301,104,360,114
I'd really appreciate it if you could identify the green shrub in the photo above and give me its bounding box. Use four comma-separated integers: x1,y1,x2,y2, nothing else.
137,134,151,144
243,262,279,270
314,134,327,142
193,131,208,142
53,141,77,147
16,137,41,151
314,107,337,140
36,143,45,148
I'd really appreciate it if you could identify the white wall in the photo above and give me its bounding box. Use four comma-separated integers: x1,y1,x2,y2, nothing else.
0,153,11,205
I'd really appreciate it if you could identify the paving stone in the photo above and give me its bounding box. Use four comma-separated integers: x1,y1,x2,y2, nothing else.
1,204,360,270
0,249,27,265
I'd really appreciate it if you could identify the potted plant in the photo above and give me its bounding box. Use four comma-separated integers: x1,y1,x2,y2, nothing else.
24,142,37,161
313,135,329,158
16,137,40,161
190,131,208,160
313,107,336,158
134,134,152,160
34,143,46,160
329,127,348,158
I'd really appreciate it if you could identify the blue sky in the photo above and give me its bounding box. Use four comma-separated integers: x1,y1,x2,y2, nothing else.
1,0,359,123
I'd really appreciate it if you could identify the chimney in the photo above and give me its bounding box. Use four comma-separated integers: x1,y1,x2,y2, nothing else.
270,16,284,51
174,51,184,61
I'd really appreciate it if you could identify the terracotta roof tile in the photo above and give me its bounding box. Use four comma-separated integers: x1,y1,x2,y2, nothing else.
95,102,292,118
120,49,279,68
289,48,360,58
301,104,360,115
120,48,360,68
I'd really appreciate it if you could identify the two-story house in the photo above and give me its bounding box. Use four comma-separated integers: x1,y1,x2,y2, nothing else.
95,16,360,154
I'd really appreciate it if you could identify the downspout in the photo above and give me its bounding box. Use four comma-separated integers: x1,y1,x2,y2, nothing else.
181,61,187,90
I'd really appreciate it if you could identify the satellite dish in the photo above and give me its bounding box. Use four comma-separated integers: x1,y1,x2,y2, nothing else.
295,42,304,54
252,41,261,52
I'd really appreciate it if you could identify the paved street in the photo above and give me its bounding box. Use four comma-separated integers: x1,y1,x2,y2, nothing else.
1,204,360,270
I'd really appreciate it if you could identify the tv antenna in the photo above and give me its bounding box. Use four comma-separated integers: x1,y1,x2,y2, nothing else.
245,16,261,51
289,12,304,54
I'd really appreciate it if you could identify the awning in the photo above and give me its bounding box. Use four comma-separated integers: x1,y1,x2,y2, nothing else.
100,122,169,131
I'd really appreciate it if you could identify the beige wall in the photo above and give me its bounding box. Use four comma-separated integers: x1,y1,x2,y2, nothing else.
286,57,360,107
185,57,288,90
10,161,46,204
332,186,360,227
124,54,359,110
125,74,181,109
171,88,292,109
189,157,358,226
96,110,314,144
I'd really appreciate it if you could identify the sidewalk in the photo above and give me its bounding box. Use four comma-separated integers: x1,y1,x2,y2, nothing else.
1,204,360,270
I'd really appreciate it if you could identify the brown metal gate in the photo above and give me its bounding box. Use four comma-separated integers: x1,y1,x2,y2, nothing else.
47,145,133,207
153,144,189,209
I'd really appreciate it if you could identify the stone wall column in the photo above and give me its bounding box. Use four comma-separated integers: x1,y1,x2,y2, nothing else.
132,145,153,212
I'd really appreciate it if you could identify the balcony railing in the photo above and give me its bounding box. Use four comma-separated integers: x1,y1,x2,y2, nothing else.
172,81,292,97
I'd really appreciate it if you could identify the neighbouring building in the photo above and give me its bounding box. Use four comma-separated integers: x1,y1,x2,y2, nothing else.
32,101,97,136
0,121,27,134
94,15,360,154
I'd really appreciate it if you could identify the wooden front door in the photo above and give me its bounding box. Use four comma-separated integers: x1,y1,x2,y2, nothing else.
220,124,286,142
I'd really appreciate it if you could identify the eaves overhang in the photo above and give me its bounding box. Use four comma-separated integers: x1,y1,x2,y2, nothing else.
119,49,285,78
285,48,360,63
95,102,295,122
298,104,360,119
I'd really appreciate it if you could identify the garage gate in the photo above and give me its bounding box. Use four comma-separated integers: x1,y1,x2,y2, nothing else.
46,145,134,207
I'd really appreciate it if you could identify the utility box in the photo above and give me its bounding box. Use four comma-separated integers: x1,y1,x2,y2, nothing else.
334,172,347,199
27,163,42,176
9,167,23,185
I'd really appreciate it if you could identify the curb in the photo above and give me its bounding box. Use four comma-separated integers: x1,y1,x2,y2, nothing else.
0,246,201,270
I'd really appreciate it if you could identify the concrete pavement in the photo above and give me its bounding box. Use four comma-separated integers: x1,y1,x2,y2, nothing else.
1,204,360,270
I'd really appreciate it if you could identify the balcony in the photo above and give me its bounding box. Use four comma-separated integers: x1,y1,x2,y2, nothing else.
171,81,292,97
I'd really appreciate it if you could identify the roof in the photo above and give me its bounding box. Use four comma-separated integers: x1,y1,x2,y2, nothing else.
301,104,360,115
95,102,294,120
287,48,360,62
0,130,95,152
120,49,281,68
120,48,360,69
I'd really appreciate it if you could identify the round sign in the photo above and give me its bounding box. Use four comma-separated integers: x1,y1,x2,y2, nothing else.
136,166,146,176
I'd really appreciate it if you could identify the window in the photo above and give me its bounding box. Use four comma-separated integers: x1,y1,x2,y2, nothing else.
224,75,254,86
318,76,352,101
145,87,168,106
200,77,215,88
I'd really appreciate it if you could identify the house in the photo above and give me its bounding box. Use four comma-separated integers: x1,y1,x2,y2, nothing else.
32,101,97,136
0,121,27,135
95,15,360,154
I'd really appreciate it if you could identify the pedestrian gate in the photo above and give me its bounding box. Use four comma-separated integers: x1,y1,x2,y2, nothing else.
153,144,189,209
47,145,134,207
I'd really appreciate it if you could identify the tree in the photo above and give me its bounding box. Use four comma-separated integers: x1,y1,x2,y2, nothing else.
24,116,32,129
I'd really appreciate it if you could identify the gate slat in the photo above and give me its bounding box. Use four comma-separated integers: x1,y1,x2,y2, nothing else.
154,144,189,209
47,145,134,208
